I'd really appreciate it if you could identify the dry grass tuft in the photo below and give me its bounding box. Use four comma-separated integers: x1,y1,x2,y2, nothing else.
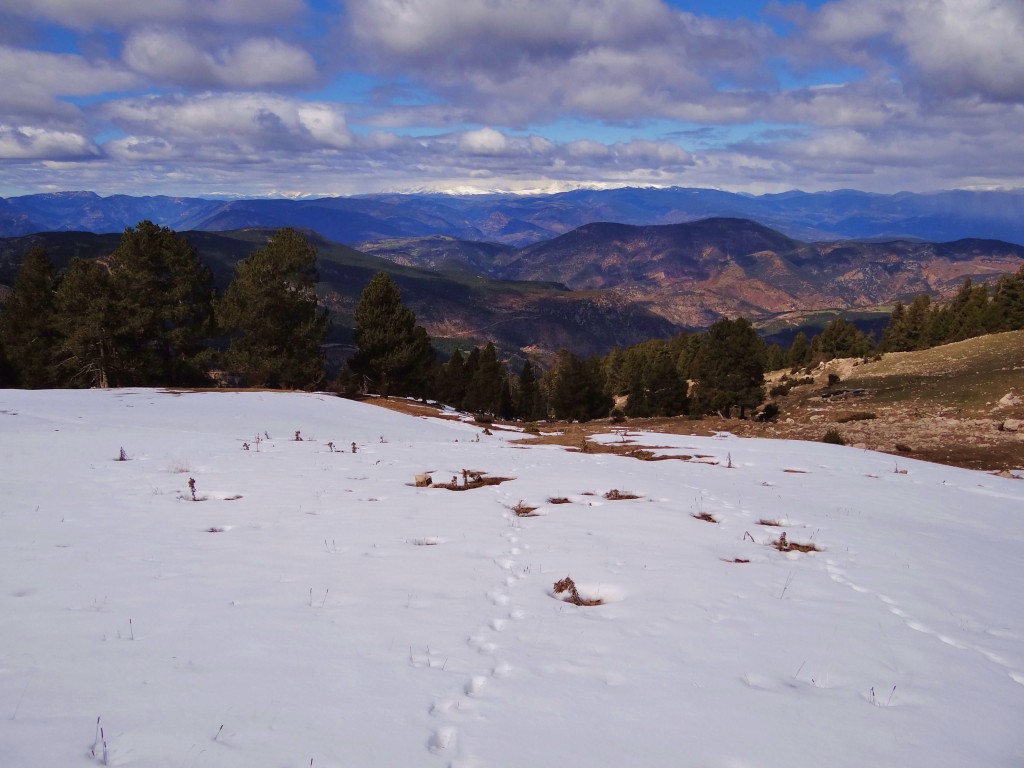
692,512,718,523
510,500,539,517
552,576,604,606
757,518,782,527
721,557,750,564
547,496,572,505
604,489,641,501
770,531,821,553
433,469,515,491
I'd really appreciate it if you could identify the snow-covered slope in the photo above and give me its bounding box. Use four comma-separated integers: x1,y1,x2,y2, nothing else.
1,389,1022,767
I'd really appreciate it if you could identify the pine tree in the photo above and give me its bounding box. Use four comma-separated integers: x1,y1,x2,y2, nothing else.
52,258,120,388
817,318,872,360
436,349,467,409
548,350,611,422
0,247,59,387
691,318,765,418
515,359,544,421
463,342,504,415
218,228,329,389
786,331,811,368
988,266,1024,331
645,346,688,416
107,221,216,385
348,271,433,397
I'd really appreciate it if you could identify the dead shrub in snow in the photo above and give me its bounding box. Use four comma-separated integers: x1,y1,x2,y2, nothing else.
510,500,539,517
433,469,514,491
757,518,783,527
770,531,821,553
692,512,718,523
547,496,572,505
604,489,640,500
552,576,604,606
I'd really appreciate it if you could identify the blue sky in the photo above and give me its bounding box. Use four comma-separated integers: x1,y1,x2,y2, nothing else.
0,0,1022,198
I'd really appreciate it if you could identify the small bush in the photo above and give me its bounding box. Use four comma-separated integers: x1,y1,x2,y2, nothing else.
827,373,841,386
771,531,821,553
510,500,539,517
758,403,780,422
604,489,640,500
473,413,494,425
552,576,603,606
523,423,541,434
547,496,572,504
692,512,718,523
822,428,846,445
609,408,626,424
895,443,914,453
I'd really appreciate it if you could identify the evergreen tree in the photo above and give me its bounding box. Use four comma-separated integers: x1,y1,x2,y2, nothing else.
988,266,1024,331
348,271,433,397
691,318,765,418
0,247,59,387
515,359,544,421
765,342,786,372
463,342,504,415
52,258,120,388
218,228,329,389
817,318,872,360
548,350,611,422
947,279,989,341
624,361,649,417
0,336,14,387
107,221,216,385
786,331,811,368
436,349,467,409
645,346,688,416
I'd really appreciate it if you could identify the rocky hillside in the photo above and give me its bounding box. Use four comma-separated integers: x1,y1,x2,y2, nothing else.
493,219,1024,326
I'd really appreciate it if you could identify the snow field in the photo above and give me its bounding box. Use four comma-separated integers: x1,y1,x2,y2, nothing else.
1,388,1022,767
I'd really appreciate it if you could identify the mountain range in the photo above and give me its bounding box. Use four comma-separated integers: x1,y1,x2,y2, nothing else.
3,187,1024,247
3,216,1022,362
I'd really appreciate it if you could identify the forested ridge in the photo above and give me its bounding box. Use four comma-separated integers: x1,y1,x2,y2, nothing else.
2,221,1022,424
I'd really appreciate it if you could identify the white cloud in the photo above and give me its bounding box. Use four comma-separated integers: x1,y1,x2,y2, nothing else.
123,28,316,88
0,45,137,120
102,93,352,159
458,128,510,155
806,0,1024,102
0,0,304,30
0,124,100,159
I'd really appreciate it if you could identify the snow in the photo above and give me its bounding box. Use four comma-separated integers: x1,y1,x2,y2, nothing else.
1,388,1022,767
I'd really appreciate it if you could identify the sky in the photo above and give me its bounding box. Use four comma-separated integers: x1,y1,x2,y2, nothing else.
1,0,1023,198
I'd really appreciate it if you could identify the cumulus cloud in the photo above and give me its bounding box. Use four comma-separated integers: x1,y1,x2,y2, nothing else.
102,93,352,160
805,0,1024,103
0,45,138,120
0,0,305,30
0,125,100,159
342,0,770,124
123,28,316,88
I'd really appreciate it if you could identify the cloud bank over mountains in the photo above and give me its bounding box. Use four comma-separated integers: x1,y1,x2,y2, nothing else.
0,0,1022,197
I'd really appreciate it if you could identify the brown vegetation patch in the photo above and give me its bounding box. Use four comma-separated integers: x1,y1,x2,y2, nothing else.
837,411,877,423
721,558,750,564
510,500,539,517
434,475,515,491
604,489,641,500
757,518,782,527
547,496,572,505
770,532,821,553
783,469,808,474
692,512,718,523
552,576,604,606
